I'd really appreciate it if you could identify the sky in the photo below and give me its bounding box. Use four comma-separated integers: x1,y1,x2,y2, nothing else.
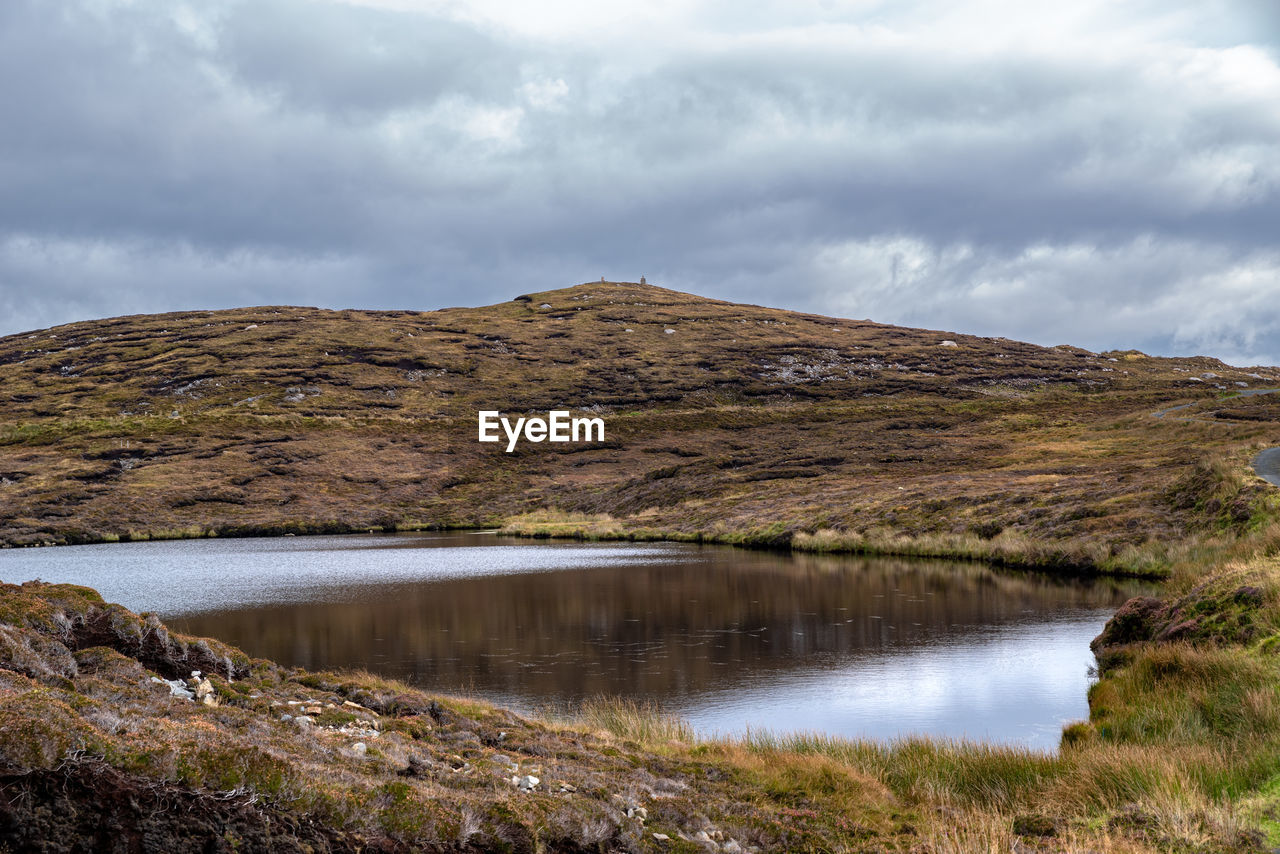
1,0,1278,364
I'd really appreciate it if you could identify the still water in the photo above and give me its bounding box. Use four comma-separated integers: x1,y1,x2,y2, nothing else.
0,532,1146,750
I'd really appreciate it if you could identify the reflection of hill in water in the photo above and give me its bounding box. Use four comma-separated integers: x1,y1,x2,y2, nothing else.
172,550,1148,701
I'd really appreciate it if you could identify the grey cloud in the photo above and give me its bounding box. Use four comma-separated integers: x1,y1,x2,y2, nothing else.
0,0,1278,365
216,0,523,117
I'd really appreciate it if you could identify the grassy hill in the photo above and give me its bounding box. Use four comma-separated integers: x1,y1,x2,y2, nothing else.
2,281,1277,573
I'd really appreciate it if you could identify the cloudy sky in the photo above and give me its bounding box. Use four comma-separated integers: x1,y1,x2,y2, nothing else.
2,1,1278,363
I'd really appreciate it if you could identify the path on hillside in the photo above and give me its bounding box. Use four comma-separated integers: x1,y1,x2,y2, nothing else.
1150,388,1280,485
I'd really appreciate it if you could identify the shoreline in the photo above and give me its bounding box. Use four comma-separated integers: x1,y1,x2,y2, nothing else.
1,514,1176,580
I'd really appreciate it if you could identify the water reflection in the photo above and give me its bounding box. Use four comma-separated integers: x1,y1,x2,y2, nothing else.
0,533,1148,749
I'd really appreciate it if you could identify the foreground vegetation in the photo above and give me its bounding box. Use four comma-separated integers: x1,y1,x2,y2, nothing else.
2,530,1280,852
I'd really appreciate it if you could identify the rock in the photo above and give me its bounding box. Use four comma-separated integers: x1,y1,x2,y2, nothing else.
557,783,577,793
279,714,293,722
723,841,743,852
939,340,958,347
653,833,670,842
150,676,194,700
625,806,648,822
295,715,315,727
398,756,430,777
200,693,219,707
351,742,367,756
516,774,539,791
693,831,712,843
193,678,214,699
303,705,323,715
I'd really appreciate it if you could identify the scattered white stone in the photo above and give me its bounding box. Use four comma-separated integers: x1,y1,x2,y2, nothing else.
939,340,958,347
516,775,539,791
150,676,194,700
539,303,552,309
280,714,294,722
295,715,315,727
693,830,713,843
351,742,367,756
653,833,670,842
245,324,258,330
664,328,675,334
625,806,648,822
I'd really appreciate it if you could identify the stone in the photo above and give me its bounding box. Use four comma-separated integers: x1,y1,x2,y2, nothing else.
351,742,367,756
693,831,712,843
652,833,670,842
295,715,315,727
150,676,194,700
939,340,958,347
516,774,539,791
200,693,219,707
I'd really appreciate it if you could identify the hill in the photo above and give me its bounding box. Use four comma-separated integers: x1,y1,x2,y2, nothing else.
1,281,1278,570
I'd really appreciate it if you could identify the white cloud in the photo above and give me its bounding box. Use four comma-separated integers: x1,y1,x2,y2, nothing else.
807,234,1280,364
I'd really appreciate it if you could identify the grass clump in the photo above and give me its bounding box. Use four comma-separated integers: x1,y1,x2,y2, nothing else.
575,696,695,745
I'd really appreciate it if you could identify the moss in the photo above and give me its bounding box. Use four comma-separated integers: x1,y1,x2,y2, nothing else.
0,690,105,772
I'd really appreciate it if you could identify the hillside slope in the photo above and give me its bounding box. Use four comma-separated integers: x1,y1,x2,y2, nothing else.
1,281,1277,567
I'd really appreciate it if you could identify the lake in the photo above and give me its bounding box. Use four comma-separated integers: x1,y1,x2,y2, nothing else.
0,532,1146,750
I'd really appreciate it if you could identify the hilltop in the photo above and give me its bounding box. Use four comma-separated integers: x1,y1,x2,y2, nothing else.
1,281,1278,569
